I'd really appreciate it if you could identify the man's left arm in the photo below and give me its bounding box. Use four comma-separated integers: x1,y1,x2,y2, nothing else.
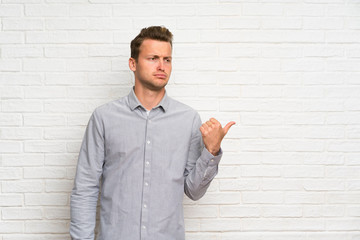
184,114,235,201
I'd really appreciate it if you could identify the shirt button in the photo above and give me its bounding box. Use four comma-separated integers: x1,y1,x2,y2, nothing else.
142,225,146,229
145,182,149,186
211,159,214,162
147,140,151,144
146,161,150,165
144,204,147,208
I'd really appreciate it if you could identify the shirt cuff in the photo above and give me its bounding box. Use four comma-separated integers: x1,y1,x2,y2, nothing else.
200,147,223,166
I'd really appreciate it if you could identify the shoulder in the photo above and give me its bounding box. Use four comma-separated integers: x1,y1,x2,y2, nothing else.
167,96,199,116
92,95,128,119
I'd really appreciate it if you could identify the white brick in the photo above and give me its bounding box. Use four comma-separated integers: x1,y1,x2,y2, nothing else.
219,179,260,191
243,3,283,16
262,206,302,217
326,219,360,231
0,60,21,72
286,192,325,204
200,219,241,231
45,46,87,58
328,141,360,152
0,194,23,207
44,207,70,220
0,168,22,180
177,17,217,29
2,154,44,167
303,180,345,191
262,17,302,29
25,4,68,17
198,4,240,16
285,4,324,16
2,46,43,58
24,167,66,179
197,193,241,205
2,181,43,193
45,154,78,166
183,205,217,218
45,18,87,30
45,73,86,85
23,59,65,72
24,114,66,127
0,32,24,44
326,166,360,178
0,114,22,126
284,166,324,178
25,221,68,233
0,4,22,17
0,86,23,99
327,193,360,204
219,17,260,29
26,31,68,44
44,128,84,140
220,205,260,217
242,191,283,204
2,18,43,30
0,222,24,233
45,180,73,192
25,193,68,206
0,73,42,86
262,179,303,191
24,141,67,153
2,208,42,220
66,58,111,71
69,4,111,16
0,128,41,140
241,218,324,231
0,141,22,153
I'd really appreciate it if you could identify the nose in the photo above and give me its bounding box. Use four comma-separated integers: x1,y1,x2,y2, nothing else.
157,59,165,71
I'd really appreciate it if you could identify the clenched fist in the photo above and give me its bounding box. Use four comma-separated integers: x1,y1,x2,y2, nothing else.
200,118,235,156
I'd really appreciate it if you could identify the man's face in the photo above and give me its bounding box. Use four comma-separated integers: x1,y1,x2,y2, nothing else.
129,39,172,91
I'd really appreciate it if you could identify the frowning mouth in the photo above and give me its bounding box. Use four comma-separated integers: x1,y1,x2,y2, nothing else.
154,74,167,79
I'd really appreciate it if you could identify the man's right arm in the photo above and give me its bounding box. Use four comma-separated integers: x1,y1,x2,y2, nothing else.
70,111,105,240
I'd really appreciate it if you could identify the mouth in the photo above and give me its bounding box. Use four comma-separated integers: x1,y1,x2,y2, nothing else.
154,73,167,79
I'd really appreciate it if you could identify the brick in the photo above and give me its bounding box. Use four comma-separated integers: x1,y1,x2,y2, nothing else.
219,17,260,29
66,58,111,71
45,73,86,85
326,166,360,178
284,166,324,178
45,47,87,58
133,18,177,30
1,128,42,140
328,141,360,152
262,206,302,217
327,193,360,204
303,180,345,191
25,4,68,17
0,73,42,86
24,167,66,179
177,17,217,29
285,4,324,16
44,154,78,166
1,46,43,58
220,205,260,217
1,86,23,99
262,17,302,29
197,193,241,205
25,193,68,206
0,60,21,72
2,181,43,193
23,59,65,72
88,46,128,57
0,168,22,180
2,18,43,30
2,208,42,220
219,179,260,191
201,219,242,231
242,191,283,204
286,192,325,204
241,218,325,231
44,207,70,220
45,18,87,30
262,179,303,191
0,4,22,17
0,222,24,233
25,221,68,233
24,114,65,127
26,31,68,44
326,219,360,231
184,205,217,218
45,180,73,192
198,4,240,16
243,3,283,16
24,141,67,153
2,154,44,167
0,32,24,44
0,141,22,153
0,194,23,207
0,114,22,126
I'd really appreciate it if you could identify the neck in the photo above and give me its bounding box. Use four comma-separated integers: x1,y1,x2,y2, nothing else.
134,85,165,111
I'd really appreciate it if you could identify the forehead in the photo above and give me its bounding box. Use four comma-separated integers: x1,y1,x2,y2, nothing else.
139,39,172,56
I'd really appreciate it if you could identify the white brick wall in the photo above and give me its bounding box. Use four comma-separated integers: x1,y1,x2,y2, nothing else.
1,1,359,239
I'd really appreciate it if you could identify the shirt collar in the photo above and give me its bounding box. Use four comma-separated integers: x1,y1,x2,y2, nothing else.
128,87,169,112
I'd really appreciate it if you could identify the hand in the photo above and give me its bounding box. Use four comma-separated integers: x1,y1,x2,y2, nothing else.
200,118,235,156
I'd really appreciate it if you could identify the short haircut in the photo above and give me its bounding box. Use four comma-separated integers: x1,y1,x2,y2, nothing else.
130,26,173,61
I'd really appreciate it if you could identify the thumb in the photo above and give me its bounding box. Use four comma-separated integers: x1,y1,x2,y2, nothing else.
223,121,236,135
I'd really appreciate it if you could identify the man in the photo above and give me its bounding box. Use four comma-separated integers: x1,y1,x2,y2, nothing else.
70,26,235,240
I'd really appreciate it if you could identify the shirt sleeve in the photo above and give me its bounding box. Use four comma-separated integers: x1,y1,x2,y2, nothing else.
70,110,105,240
184,112,222,201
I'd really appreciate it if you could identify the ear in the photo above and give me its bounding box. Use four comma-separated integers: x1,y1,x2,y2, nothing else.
129,58,136,72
